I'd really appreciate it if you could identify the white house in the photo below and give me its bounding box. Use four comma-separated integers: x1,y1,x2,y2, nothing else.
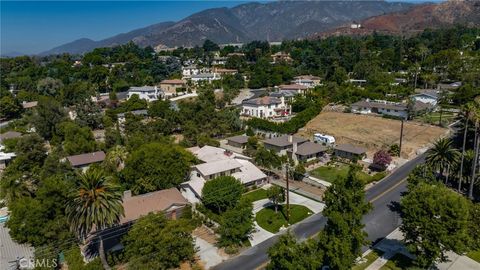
411,89,440,106
127,86,163,102
181,146,267,199
242,96,291,119
182,65,200,78
351,99,431,119
190,73,220,84
291,75,321,88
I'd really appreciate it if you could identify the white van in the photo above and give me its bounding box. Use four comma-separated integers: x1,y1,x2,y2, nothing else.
313,133,335,145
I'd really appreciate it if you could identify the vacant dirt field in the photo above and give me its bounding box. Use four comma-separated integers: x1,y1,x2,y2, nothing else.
297,112,449,158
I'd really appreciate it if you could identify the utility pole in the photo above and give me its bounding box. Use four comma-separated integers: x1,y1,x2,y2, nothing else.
285,164,290,223
399,119,404,157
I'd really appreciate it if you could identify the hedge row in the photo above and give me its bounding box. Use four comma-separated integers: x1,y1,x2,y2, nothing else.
246,101,324,134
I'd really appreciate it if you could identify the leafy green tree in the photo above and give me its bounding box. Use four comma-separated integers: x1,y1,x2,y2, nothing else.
6,175,74,246
217,198,254,248
148,99,172,118
123,213,195,270
202,176,244,214
268,232,323,270
57,121,97,155
400,182,471,268
0,94,22,119
266,185,285,213
74,99,103,129
255,146,284,169
203,39,220,52
293,163,306,180
122,143,195,194
318,167,371,270
33,96,67,140
36,77,64,96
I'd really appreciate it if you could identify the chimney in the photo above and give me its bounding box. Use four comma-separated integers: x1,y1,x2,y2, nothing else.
123,190,132,199
288,135,293,143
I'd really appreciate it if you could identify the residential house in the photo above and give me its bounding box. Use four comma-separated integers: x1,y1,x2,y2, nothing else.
287,141,327,162
242,96,291,119
121,188,188,223
159,79,185,98
190,73,220,84
269,90,297,103
212,56,227,66
437,81,462,91
271,52,293,64
0,145,16,170
351,99,410,119
334,144,367,160
66,151,106,171
88,188,188,259
263,135,308,156
226,135,249,149
182,146,267,200
21,101,38,110
278,84,309,95
127,86,163,102
182,65,200,78
411,89,440,106
291,75,321,88
213,68,238,77
349,79,367,86
0,131,22,143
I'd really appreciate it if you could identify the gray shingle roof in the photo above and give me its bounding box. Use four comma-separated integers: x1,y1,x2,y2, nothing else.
243,96,281,106
227,135,249,144
263,135,308,147
351,100,407,111
289,141,327,156
66,151,106,167
334,144,367,155
0,131,22,142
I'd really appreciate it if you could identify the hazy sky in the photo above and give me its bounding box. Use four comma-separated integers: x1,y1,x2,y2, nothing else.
1,0,444,55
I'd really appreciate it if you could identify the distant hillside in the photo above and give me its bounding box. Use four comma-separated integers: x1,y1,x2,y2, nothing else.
41,1,412,55
313,0,480,38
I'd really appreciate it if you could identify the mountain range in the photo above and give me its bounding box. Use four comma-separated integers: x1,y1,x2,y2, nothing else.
40,0,413,55
314,0,480,38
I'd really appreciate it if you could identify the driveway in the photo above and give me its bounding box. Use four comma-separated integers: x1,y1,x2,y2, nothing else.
195,236,228,269
249,192,325,246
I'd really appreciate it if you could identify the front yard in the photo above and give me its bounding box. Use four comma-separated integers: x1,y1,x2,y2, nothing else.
243,188,268,202
309,164,386,184
255,204,312,233
468,250,480,263
379,253,414,270
352,249,385,270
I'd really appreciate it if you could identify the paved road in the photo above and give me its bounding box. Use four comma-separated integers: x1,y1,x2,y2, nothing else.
213,153,426,270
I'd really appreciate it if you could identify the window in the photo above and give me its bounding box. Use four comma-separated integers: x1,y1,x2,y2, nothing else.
387,109,391,112
230,169,236,173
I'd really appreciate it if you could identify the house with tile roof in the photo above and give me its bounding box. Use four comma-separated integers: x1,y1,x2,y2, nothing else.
241,96,291,119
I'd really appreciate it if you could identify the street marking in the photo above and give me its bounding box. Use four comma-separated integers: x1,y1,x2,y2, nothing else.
369,178,407,203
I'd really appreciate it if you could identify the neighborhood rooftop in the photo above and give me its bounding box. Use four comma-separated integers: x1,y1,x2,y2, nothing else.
195,159,243,176
263,135,308,147
161,79,184,84
243,96,282,106
66,151,106,167
0,131,22,142
128,86,157,92
226,135,249,144
120,188,188,224
288,141,328,156
334,144,367,155
351,99,408,111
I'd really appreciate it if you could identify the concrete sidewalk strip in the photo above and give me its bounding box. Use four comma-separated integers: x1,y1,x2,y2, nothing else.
365,251,395,270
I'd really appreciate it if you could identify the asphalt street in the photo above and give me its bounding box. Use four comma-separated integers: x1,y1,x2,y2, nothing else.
213,153,427,270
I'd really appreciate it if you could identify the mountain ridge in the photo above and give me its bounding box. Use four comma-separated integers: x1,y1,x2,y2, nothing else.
41,1,412,55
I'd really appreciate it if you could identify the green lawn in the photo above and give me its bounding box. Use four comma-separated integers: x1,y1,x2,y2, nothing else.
467,250,480,263
255,204,312,233
380,253,414,270
309,164,386,184
415,111,456,126
352,250,385,270
243,188,268,202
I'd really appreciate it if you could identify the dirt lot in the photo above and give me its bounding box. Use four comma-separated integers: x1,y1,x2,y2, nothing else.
297,112,449,159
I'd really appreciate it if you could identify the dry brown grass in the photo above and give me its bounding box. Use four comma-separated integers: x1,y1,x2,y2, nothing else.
297,112,449,158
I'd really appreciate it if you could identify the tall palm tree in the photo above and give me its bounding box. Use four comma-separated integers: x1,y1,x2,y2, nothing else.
426,138,460,182
458,103,475,192
468,101,480,199
66,169,124,270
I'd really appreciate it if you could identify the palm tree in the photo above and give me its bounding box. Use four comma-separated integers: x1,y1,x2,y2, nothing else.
468,101,480,199
458,103,475,192
426,138,460,183
66,169,124,270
